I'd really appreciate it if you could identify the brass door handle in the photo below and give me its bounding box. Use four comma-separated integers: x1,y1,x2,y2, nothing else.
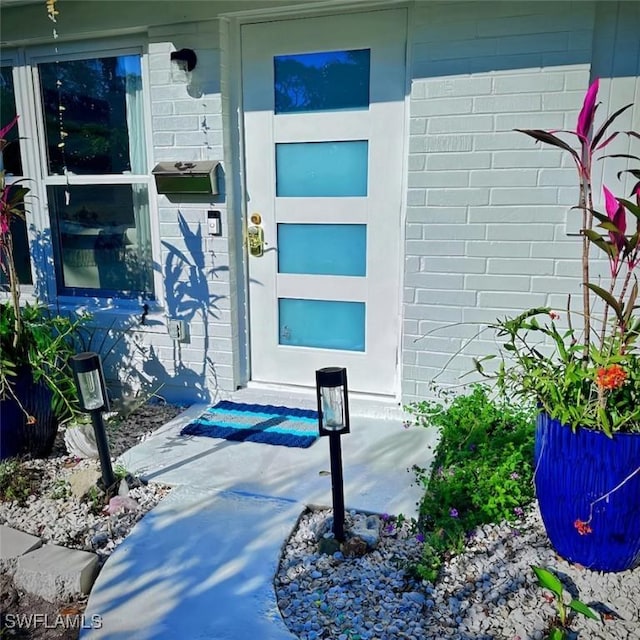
247,225,264,257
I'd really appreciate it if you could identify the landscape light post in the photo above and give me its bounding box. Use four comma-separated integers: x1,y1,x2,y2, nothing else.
70,352,116,490
316,367,350,542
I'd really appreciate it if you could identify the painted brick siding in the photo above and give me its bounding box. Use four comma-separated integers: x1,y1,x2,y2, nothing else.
141,21,235,402
403,0,605,402
97,20,236,405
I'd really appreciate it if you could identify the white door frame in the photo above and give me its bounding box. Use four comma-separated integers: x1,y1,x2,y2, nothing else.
220,2,411,399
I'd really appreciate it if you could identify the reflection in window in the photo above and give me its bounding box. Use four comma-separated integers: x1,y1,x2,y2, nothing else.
39,53,152,299
48,184,153,297
274,49,370,113
0,190,32,288
39,55,145,175
0,66,30,288
0,67,22,175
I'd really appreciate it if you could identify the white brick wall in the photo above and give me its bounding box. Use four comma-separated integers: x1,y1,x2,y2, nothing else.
402,0,597,402
2,0,637,407
96,20,237,405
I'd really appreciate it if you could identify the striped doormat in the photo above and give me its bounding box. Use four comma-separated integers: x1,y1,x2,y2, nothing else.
180,400,319,448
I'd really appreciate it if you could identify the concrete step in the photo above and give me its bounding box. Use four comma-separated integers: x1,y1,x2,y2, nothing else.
232,385,406,420
14,543,99,603
0,525,42,560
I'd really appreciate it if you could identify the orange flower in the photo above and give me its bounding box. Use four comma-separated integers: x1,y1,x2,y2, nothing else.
574,519,592,535
595,364,627,390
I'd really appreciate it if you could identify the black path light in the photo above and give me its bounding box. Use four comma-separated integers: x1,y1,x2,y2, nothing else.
70,352,116,490
316,366,350,542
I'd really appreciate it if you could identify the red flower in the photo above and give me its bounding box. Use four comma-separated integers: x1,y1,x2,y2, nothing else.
549,311,560,320
595,364,627,390
574,519,593,535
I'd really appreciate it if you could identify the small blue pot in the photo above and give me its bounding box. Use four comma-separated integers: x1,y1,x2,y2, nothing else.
535,412,640,572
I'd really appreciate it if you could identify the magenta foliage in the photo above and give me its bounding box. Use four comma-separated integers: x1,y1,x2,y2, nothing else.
577,78,599,140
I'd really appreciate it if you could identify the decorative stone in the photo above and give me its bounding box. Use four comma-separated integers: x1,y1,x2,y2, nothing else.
64,423,99,459
0,525,42,560
348,514,381,548
317,537,341,556
14,544,99,602
68,466,101,499
341,536,368,558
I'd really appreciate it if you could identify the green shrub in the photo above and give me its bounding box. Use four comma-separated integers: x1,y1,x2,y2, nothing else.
0,459,37,504
406,385,535,581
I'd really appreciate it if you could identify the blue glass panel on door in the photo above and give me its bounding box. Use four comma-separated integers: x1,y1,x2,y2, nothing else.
274,49,370,113
278,224,366,276
276,141,368,197
279,299,365,351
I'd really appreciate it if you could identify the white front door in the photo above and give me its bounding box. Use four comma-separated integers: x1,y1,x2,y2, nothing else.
241,9,407,395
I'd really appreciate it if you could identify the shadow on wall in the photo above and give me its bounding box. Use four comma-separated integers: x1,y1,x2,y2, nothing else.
142,211,229,404
30,216,227,407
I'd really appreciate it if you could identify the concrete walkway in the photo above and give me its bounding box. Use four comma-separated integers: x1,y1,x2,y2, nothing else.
81,390,437,639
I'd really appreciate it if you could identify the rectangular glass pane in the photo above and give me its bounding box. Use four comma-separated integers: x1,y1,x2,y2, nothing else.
279,298,365,351
0,201,32,287
276,141,368,197
48,184,153,297
39,55,144,175
278,224,366,276
0,67,22,175
274,49,370,113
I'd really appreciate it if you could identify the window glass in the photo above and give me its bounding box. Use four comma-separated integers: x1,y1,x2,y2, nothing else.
0,189,32,288
279,298,365,351
277,223,366,276
274,49,370,114
276,141,368,197
39,53,153,298
48,184,153,296
0,66,30,288
39,55,144,175
0,67,22,175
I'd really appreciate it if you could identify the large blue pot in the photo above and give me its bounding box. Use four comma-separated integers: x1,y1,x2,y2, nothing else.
535,412,640,572
0,368,58,460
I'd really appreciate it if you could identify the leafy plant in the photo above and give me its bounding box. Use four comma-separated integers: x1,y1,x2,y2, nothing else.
0,459,36,504
84,484,106,514
49,477,71,500
477,79,640,435
406,385,535,582
1,116,89,441
531,565,599,638
0,301,88,423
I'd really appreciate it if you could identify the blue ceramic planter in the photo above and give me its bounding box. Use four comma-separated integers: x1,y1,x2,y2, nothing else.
535,412,640,572
0,368,57,460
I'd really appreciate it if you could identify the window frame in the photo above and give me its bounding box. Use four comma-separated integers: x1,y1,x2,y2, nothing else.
24,39,162,307
0,52,36,298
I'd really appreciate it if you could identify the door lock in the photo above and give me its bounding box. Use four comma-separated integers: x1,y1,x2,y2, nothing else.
247,225,264,257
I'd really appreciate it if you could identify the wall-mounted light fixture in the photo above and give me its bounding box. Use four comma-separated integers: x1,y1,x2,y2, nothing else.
170,48,197,71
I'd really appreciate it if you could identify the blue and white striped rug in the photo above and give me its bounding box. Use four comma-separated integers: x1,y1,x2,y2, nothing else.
180,400,319,448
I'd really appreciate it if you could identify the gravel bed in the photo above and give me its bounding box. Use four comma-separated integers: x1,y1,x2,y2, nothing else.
0,402,184,639
276,507,640,640
0,402,184,564
2,402,638,640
